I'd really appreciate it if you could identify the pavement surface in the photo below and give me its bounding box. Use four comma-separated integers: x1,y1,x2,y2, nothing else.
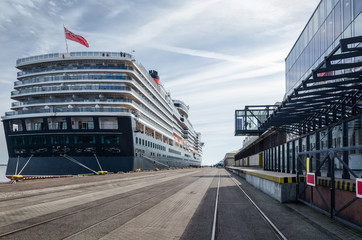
0,168,360,240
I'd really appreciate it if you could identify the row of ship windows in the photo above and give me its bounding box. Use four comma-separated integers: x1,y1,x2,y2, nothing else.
136,151,186,162
9,117,119,132
135,137,189,158
14,146,121,155
134,150,188,161
11,135,120,145
135,137,166,151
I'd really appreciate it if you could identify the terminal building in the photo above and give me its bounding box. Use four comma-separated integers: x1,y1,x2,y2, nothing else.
222,150,238,167
234,0,362,228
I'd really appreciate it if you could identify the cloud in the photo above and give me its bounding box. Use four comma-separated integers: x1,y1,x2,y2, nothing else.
151,44,248,63
120,0,223,47
0,0,321,166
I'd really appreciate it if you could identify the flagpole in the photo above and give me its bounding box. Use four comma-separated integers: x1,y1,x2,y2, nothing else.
63,24,69,53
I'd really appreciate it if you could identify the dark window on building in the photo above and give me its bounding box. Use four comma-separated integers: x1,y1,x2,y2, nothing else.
11,136,25,145
48,117,67,130
51,135,69,144
101,135,119,144
71,117,94,130
74,135,95,144
26,118,45,131
29,135,46,145
9,120,23,132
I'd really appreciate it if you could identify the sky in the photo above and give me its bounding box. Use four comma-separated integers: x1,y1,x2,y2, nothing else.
0,0,320,166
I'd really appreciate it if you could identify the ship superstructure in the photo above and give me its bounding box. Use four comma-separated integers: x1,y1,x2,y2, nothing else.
2,52,203,176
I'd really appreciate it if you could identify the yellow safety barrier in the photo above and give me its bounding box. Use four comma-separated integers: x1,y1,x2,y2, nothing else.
97,171,108,175
11,175,23,180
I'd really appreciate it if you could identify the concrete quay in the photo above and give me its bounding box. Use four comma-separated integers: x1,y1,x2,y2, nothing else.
0,168,360,240
227,166,298,203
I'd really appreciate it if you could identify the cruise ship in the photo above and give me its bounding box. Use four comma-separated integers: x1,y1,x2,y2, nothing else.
2,51,203,177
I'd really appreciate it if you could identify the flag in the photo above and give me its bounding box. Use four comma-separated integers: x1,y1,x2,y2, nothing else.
64,27,89,48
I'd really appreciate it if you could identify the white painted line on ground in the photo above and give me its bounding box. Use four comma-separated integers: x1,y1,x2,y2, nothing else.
211,173,220,240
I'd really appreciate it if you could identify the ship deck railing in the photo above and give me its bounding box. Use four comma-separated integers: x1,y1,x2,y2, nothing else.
5,107,130,116
16,52,132,67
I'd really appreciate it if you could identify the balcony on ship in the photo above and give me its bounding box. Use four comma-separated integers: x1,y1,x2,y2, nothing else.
11,84,132,97
11,98,133,110
12,78,172,123
15,73,133,87
16,65,134,79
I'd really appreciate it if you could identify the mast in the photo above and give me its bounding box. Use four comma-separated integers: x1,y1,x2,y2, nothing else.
63,24,69,53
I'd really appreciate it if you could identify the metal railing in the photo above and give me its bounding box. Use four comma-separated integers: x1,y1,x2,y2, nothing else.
11,85,131,96
5,107,130,116
296,145,362,230
17,65,134,78
16,51,132,66
16,73,132,85
11,98,133,107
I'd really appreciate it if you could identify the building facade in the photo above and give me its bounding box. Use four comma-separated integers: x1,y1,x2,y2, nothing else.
234,0,362,228
286,0,362,93
222,150,238,167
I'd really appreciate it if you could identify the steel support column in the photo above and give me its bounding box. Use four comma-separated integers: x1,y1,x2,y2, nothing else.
316,131,321,176
307,134,311,172
327,127,333,177
342,113,350,179
292,141,296,174
282,144,285,173
298,138,303,174
278,145,281,172
286,142,290,173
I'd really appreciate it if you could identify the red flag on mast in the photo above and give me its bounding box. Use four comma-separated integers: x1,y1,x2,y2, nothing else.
64,27,89,48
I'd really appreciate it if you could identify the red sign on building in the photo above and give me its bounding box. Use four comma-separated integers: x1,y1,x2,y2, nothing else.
307,173,315,186
356,178,362,198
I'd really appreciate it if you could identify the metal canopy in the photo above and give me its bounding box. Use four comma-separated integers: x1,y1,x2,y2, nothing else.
257,36,362,135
